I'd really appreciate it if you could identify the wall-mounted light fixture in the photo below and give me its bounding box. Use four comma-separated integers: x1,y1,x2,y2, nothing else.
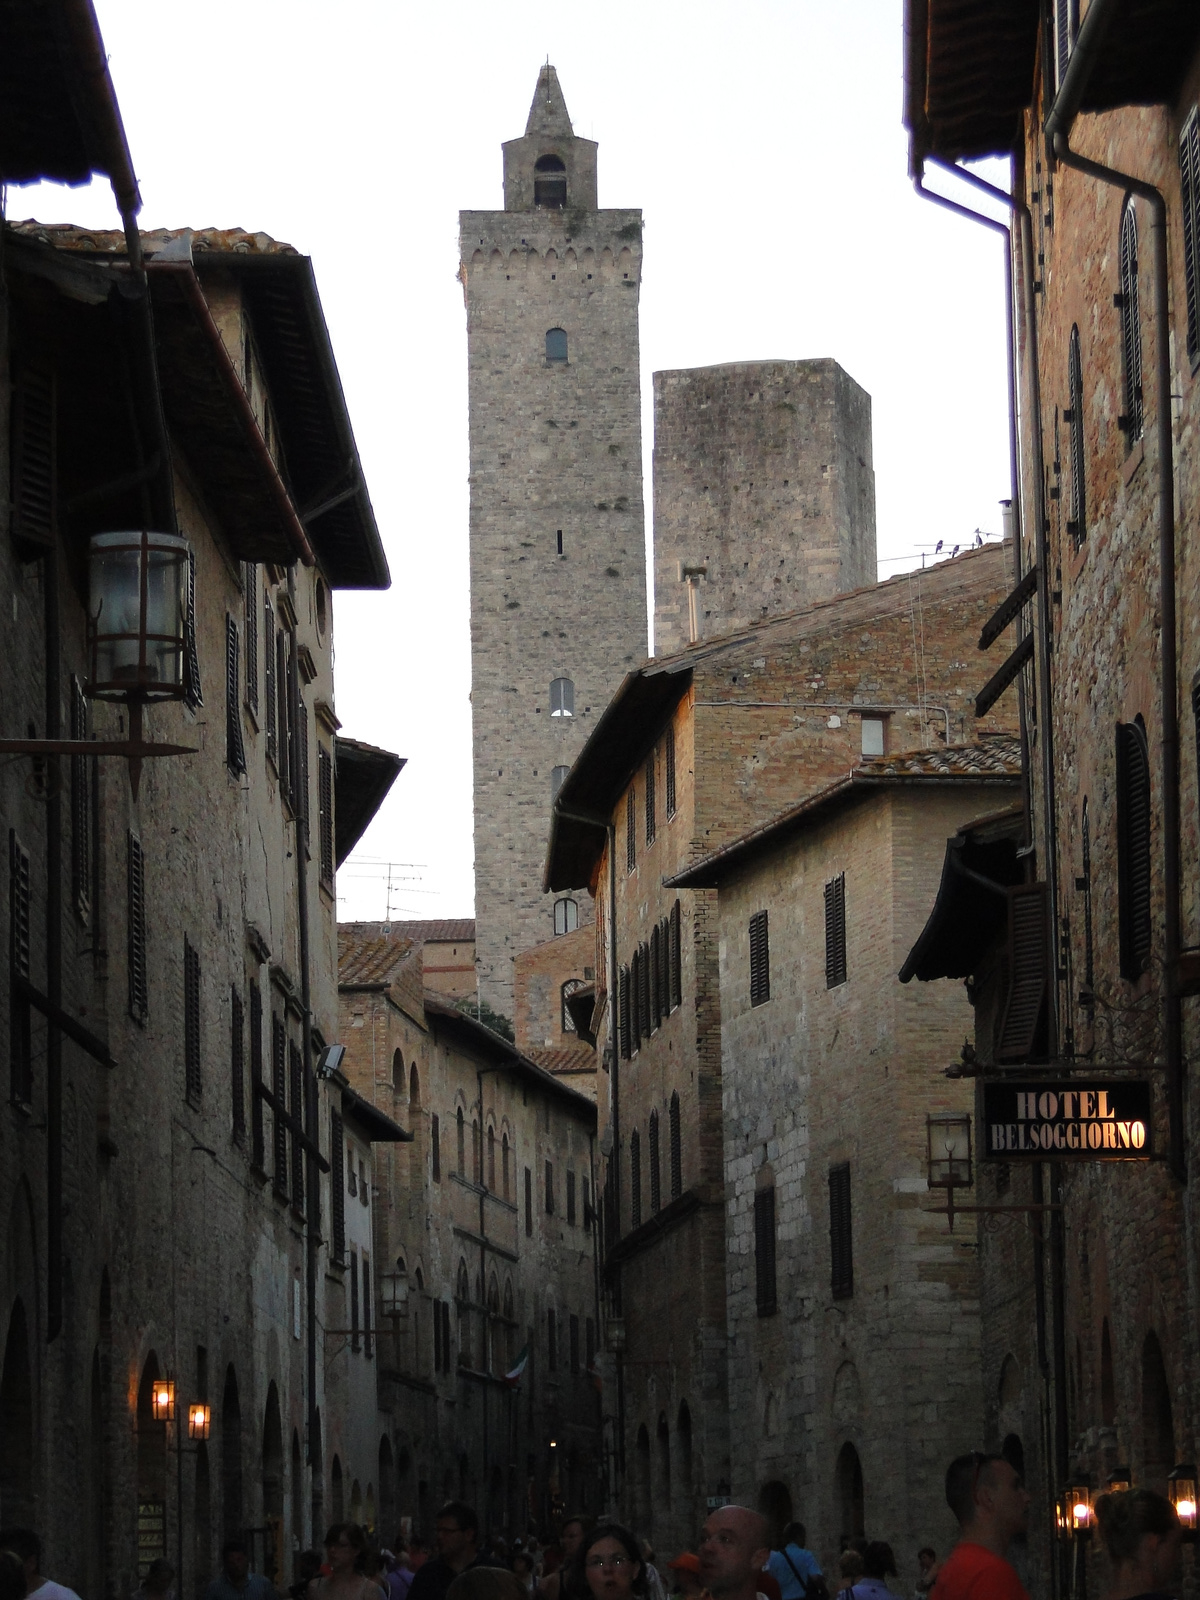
1169,1464,1197,1539
151,1378,176,1422
187,1402,212,1441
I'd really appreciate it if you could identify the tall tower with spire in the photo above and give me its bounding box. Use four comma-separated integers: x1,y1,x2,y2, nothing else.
460,66,647,1018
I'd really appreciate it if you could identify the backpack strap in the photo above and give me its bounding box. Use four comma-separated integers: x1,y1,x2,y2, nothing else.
781,1551,808,1597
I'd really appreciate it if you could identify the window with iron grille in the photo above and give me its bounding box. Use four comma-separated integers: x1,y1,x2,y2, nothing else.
250,982,264,1167
525,1166,533,1236
183,548,203,710
226,615,246,775
825,874,847,988
70,678,91,921
547,1308,558,1371
231,988,245,1142
243,564,259,716
331,1110,346,1262
545,1160,555,1215
669,1091,681,1199
1067,327,1086,547
318,746,334,888
290,1041,306,1214
569,1313,580,1374
829,1163,853,1299
630,1129,642,1227
1117,718,1152,981
754,1186,778,1315
669,900,682,1009
566,1170,576,1225
645,753,656,845
749,910,770,1006
665,723,677,818
432,1113,441,1181
1182,110,1200,359
1118,202,1144,442
10,369,56,556
272,1015,288,1194
350,1251,361,1352
649,1111,661,1213
9,831,32,1107
619,964,632,1059
127,831,148,1024
184,939,202,1107
626,788,636,873
264,596,277,767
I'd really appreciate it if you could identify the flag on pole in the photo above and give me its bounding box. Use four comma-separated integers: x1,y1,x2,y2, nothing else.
504,1346,529,1388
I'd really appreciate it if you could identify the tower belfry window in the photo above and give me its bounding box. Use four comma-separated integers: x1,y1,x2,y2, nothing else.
546,328,568,365
534,154,567,209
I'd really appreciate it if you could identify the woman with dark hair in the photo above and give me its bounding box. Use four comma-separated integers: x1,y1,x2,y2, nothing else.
566,1525,648,1600
850,1545,897,1600
1094,1490,1181,1600
309,1526,387,1600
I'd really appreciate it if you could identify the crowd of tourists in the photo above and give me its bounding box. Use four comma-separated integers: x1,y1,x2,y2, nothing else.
0,1453,1187,1600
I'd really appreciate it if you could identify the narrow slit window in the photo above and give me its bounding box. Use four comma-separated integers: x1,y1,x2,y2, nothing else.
318,747,335,888
331,1110,345,1261
829,1163,853,1298
669,1091,681,1199
550,677,574,717
556,529,564,556
231,987,245,1142
630,1130,642,1228
669,900,682,1010
525,1166,533,1236
432,1113,441,1182
755,1186,778,1315
250,983,264,1169
825,874,847,988
749,910,770,1006
545,327,568,364
9,831,32,1107
225,615,246,776
243,563,259,716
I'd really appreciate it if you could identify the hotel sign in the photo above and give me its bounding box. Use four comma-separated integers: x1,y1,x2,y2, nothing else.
983,1080,1152,1159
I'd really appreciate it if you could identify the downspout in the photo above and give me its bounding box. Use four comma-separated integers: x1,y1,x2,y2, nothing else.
45,535,63,1342
1045,0,1184,1183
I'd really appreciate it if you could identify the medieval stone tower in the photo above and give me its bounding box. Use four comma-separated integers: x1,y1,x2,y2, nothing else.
460,66,647,1018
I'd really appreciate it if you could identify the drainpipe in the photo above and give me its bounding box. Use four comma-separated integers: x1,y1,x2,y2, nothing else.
1044,0,1184,1183
915,156,1060,1048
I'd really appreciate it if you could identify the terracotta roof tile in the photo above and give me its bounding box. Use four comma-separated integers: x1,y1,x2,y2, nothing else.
858,735,1023,779
343,919,475,944
524,1045,598,1074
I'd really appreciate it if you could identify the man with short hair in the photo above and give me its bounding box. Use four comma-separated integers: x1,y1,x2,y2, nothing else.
698,1508,772,1600
203,1538,275,1600
408,1504,498,1600
0,1529,82,1600
930,1454,1030,1600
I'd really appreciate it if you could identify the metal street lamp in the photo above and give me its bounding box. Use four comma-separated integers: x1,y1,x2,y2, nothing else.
187,1402,212,1441
88,531,190,700
151,1378,176,1422
1105,1467,1132,1494
1169,1464,1197,1539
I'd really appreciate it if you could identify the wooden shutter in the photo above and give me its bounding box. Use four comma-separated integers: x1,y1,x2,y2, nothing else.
70,678,91,920
290,1042,306,1213
250,983,265,1167
1182,111,1200,358
243,564,259,716
639,942,652,1040
670,900,682,1009
626,788,637,873
1117,719,1153,980
331,1113,345,1261
525,1166,533,1236
644,753,656,845
11,369,56,556
630,1130,642,1227
231,988,246,1141
754,1186,778,1315
649,1111,661,1213
277,630,292,805
226,616,246,775
127,832,148,1023
184,939,202,1106
997,883,1051,1061
825,874,847,988
432,1113,441,1181
272,1016,288,1194
619,964,632,1058
669,1091,681,1199
750,910,770,1006
9,831,32,1106
829,1163,853,1299
318,747,335,886
649,925,660,1029
264,597,277,765
665,724,677,818
183,549,203,709
1119,204,1144,439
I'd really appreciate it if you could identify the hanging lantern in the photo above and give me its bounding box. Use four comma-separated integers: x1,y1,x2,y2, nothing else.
926,1113,973,1190
1105,1467,1132,1495
1068,1481,1093,1538
381,1269,409,1319
151,1378,176,1422
89,531,191,701
187,1402,212,1441
1168,1465,1197,1539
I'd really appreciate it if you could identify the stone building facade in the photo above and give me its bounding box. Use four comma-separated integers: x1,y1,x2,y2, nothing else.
338,927,602,1534
460,65,648,1020
669,746,1022,1569
653,361,877,656
0,136,395,1600
545,544,1019,1552
903,7,1200,1597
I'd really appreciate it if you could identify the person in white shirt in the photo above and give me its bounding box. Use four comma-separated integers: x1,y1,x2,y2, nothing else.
0,1529,83,1600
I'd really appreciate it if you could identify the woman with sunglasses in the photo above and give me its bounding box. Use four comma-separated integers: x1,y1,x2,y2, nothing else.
566,1525,648,1600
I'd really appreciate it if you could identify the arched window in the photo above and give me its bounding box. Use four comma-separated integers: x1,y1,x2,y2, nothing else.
502,1132,510,1199
409,1063,420,1108
487,1125,496,1190
472,1117,481,1181
554,897,578,936
1067,326,1086,547
392,1049,404,1091
1119,200,1144,442
545,328,568,365
456,1107,465,1174
550,677,574,717
836,1441,865,1542
551,765,570,800
562,977,586,1033
534,154,567,209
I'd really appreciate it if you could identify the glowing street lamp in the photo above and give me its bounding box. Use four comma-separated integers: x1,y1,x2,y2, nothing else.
1169,1464,1197,1539
187,1402,212,1441
151,1379,176,1422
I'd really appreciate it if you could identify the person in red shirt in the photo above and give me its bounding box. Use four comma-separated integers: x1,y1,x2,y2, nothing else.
931,1454,1031,1600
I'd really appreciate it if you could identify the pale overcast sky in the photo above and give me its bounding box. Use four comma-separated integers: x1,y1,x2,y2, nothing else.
14,0,1012,922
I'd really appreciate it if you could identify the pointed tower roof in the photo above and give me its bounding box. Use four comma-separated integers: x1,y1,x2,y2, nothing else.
525,64,574,138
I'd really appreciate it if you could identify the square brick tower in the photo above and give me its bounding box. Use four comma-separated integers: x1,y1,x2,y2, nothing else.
460,66,648,1019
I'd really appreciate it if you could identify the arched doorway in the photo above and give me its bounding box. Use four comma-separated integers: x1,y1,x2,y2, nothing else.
676,1403,694,1532
757,1481,793,1550
194,1441,213,1590
835,1444,864,1544
0,1300,34,1524
1142,1332,1175,1489
222,1366,243,1540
